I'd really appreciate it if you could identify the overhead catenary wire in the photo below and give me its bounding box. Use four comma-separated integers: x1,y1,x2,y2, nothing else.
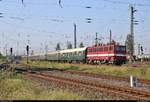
21,0,25,6
59,0,63,8
0,0,149,54
102,0,150,7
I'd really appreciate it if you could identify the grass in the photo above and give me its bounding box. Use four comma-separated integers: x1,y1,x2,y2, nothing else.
0,70,87,100
21,60,150,80
0,58,7,64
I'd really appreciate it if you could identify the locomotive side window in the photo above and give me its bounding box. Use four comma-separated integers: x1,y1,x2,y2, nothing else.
101,48,103,52
104,47,108,51
90,49,92,52
109,46,113,51
93,48,95,52
90,48,92,52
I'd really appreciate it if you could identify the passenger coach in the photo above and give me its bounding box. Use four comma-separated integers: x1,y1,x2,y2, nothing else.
46,47,87,63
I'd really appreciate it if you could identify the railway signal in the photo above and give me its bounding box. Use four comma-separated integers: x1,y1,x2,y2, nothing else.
26,45,29,64
140,45,144,63
10,47,13,55
10,47,13,63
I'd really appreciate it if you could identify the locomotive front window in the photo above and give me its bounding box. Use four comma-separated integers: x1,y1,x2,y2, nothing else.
116,46,126,51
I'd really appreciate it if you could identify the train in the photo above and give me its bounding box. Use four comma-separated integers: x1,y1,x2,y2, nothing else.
28,43,127,65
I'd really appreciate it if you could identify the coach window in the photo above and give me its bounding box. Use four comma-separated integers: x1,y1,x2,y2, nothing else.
70,53,72,56
78,52,80,55
83,51,85,54
66,53,67,56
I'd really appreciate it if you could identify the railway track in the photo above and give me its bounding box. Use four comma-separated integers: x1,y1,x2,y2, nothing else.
64,70,150,85
24,71,150,100
0,63,10,70
16,63,150,99
17,63,150,85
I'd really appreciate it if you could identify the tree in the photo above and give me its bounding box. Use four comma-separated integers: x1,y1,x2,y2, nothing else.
125,34,132,55
56,43,61,51
125,34,135,62
79,42,84,48
111,40,116,44
0,52,3,58
67,42,72,49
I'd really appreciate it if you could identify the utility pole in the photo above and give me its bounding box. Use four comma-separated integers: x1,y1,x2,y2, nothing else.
17,33,20,56
45,44,48,60
95,32,98,46
5,43,8,56
10,47,13,63
130,6,138,61
138,44,141,55
26,45,29,64
74,23,77,48
27,34,31,55
110,30,112,45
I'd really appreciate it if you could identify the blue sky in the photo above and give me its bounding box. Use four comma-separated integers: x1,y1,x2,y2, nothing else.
0,0,150,55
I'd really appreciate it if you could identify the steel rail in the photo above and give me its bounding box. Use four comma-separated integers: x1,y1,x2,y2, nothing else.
24,72,150,100
18,63,150,85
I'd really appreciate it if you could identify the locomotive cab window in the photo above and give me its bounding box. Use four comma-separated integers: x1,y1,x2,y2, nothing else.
116,46,126,51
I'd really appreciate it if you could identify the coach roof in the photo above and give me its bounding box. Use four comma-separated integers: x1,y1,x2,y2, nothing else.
60,47,87,53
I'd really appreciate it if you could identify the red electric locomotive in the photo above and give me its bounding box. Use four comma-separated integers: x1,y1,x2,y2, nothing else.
86,43,126,65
